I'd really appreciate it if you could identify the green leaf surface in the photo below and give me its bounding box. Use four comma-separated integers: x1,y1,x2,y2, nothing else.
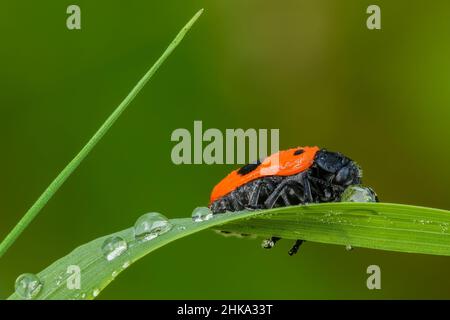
7,203,450,300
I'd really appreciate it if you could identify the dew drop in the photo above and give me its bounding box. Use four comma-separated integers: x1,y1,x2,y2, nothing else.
134,212,172,241
55,274,64,286
102,236,128,261
345,244,353,251
191,207,213,222
93,289,100,298
340,185,378,203
15,273,43,300
122,261,130,269
261,239,275,249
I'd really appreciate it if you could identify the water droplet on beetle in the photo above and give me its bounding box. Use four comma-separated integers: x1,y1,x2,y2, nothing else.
134,212,172,241
191,207,213,222
102,236,128,261
15,273,43,300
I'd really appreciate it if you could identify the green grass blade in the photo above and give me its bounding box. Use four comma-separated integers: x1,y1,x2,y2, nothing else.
0,9,203,259
7,202,450,300
222,202,450,256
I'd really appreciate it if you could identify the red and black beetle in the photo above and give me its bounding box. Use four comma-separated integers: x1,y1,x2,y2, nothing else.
209,147,374,255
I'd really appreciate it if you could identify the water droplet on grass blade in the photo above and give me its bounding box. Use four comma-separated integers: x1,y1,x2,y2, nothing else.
55,274,64,286
345,244,353,251
134,212,172,241
261,239,275,249
102,236,128,261
340,185,378,203
191,207,213,222
15,273,43,300
93,289,100,298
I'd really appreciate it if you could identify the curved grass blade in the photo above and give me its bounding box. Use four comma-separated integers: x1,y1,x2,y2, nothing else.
7,202,450,300
0,9,204,259
8,209,258,300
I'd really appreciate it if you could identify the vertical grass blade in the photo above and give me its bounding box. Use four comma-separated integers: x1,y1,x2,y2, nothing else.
0,9,204,259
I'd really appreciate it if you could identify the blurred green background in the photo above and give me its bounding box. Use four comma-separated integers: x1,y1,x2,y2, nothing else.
1,0,450,299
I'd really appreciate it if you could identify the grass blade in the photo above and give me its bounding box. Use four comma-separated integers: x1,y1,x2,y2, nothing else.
222,202,450,256
0,9,204,259
7,202,450,300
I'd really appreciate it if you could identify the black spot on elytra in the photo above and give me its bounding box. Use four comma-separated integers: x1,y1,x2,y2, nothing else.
294,149,304,155
237,160,261,175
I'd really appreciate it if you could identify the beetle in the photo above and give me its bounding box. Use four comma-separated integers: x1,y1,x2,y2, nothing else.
209,146,369,255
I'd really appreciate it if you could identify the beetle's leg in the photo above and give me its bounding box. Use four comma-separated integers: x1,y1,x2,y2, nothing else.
282,173,310,255
264,179,293,208
229,191,244,211
265,172,310,208
259,181,275,205
280,188,291,206
288,240,304,256
261,184,291,250
302,173,313,203
262,174,309,252
264,180,276,194
248,180,264,208
288,174,311,254
287,183,304,203
286,172,313,203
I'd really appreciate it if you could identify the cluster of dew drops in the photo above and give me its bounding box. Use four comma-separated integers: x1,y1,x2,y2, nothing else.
13,207,214,300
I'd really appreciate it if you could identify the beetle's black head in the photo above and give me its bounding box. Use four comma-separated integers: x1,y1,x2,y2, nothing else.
314,149,362,187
